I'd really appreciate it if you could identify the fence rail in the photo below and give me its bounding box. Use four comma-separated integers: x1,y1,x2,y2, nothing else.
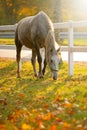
0,24,17,31
0,21,87,76
1,31,87,39
59,32,87,39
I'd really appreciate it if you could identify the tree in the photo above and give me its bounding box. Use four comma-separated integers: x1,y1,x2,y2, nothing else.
52,0,62,42
0,0,52,25
0,0,27,24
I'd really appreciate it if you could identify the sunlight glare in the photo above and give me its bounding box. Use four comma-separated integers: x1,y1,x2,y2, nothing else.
76,0,87,11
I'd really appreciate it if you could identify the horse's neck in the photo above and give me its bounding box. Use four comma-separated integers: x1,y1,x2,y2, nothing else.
45,30,55,50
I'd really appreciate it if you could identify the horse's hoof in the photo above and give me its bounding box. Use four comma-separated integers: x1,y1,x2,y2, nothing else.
17,75,21,78
38,74,44,78
34,73,38,77
40,76,43,78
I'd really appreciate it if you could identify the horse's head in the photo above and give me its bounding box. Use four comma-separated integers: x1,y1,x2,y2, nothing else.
46,30,60,80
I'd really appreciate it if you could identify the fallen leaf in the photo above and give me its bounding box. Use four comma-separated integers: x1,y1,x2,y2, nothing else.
56,118,63,123
63,100,72,108
54,96,63,103
18,93,26,98
50,125,57,130
0,99,7,105
42,112,54,121
38,121,45,129
68,109,75,115
22,123,31,130
62,122,71,130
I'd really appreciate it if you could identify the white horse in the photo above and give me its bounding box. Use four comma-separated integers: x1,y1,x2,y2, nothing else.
15,11,60,80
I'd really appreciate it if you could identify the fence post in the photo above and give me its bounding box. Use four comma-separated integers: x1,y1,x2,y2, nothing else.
68,20,74,76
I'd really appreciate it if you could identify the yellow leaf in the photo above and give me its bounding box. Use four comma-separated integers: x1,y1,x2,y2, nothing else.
38,122,45,129
43,112,54,121
22,123,31,130
63,101,72,108
62,122,71,130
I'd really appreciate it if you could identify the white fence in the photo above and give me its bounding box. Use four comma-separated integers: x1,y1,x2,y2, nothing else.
0,21,87,76
59,32,87,39
54,21,87,76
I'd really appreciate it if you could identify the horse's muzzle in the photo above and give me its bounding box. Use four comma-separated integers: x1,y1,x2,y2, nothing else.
53,76,57,80
52,70,58,80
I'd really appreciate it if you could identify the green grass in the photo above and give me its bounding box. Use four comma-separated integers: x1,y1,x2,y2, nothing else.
0,38,14,45
0,59,87,130
61,39,87,46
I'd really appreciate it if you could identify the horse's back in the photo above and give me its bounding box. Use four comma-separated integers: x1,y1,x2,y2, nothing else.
37,11,53,31
16,11,53,48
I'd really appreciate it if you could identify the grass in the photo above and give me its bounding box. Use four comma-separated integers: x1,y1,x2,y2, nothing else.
0,38,14,45
0,38,87,46
61,39,87,46
0,58,87,130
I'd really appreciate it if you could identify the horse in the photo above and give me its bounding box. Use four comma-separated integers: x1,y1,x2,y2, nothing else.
15,11,60,80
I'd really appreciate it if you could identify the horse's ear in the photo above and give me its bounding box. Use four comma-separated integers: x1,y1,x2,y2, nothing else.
57,46,60,52
54,41,60,52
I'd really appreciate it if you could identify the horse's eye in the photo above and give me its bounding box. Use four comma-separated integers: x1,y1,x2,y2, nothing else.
50,49,53,52
51,59,53,63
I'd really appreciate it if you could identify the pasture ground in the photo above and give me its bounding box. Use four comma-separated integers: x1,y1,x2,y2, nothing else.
0,58,87,130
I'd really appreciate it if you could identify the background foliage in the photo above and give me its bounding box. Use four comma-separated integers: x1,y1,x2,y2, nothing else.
0,0,87,25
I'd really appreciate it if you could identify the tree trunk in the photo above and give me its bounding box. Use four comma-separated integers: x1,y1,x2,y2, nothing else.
52,0,63,63
52,0,62,42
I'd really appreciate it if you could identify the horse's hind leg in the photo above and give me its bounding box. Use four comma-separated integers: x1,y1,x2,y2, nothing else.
15,29,22,78
31,50,37,77
16,43,22,78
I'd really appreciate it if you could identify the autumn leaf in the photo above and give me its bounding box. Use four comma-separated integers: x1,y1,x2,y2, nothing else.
38,121,45,129
54,96,63,103
63,100,72,108
42,112,54,121
62,122,71,130
56,118,63,123
0,99,7,105
68,108,75,115
18,93,26,98
21,123,31,130
50,125,57,130
43,103,49,109
0,124,6,130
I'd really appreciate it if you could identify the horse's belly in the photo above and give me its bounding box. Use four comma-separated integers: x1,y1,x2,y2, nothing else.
19,35,33,49
23,42,33,49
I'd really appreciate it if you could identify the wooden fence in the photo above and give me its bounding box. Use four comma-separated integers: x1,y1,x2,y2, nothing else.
0,21,87,76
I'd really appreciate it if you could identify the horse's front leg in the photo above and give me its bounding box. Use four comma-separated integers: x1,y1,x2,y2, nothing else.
42,58,47,75
31,50,37,77
34,44,43,78
42,49,47,75
37,53,43,78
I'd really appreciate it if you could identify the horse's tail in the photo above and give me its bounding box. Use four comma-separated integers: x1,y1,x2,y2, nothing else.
15,25,22,46
15,26,19,46
15,25,22,59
